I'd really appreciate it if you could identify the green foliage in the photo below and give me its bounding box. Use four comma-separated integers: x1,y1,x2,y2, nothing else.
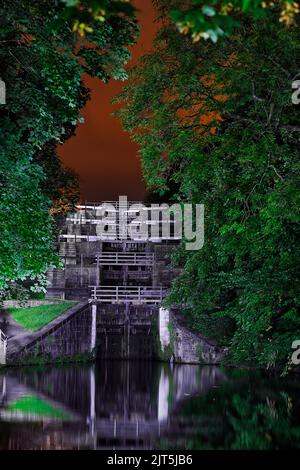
0,0,138,290
7,301,77,331
116,7,300,371
62,0,136,37
169,0,300,42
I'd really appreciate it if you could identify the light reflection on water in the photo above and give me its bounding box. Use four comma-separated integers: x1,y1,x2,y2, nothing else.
0,361,299,450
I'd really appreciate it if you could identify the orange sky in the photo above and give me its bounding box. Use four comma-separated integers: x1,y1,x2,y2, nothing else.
59,0,158,202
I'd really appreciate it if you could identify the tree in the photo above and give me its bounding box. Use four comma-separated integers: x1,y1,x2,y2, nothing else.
62,0,136,37
115,3,300,370
0,0,137,291
169,0,300,43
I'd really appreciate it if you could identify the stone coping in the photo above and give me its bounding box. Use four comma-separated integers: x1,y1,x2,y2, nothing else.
3,299,69,309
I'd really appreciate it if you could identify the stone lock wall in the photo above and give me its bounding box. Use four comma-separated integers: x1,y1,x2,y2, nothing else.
7,302,94,365
158,307,228,365
6,301,228,366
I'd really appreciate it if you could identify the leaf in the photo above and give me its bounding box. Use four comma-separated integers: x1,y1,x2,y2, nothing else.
202,5,216,17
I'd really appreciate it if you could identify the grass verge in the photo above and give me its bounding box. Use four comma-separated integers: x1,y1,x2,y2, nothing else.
7,302,76,332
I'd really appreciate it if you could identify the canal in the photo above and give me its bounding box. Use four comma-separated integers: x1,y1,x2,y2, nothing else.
0,361,299,450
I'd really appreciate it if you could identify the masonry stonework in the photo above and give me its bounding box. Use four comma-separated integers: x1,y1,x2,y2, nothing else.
159,307,228,365
7,302,93,365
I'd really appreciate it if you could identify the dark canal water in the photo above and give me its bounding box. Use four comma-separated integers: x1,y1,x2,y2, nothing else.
0,361,299,450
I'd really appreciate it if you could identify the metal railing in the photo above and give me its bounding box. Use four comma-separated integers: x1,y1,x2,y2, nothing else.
0,329,7,365
90,286,166,304
66,217,177,225
95,252,154,266
76,201,151,211
60,234,181,242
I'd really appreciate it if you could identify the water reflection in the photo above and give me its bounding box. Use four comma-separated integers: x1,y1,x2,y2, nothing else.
0,362,299,450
